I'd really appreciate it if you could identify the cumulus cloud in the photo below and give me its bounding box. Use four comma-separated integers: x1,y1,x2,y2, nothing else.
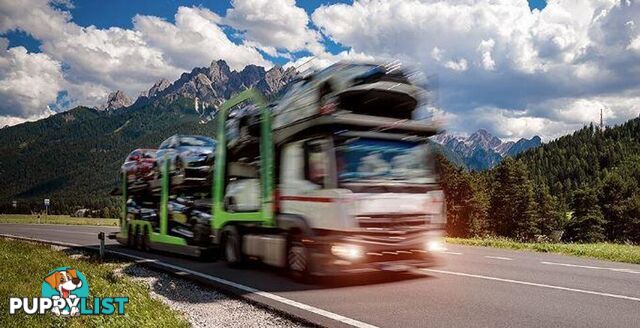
312,0,640,140
134,6,270,71
225,0,323,55
0,0,273,125
0,38,61,125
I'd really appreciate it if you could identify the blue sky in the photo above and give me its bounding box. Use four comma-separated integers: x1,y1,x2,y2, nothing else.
5,0,546,63
1,0,638,141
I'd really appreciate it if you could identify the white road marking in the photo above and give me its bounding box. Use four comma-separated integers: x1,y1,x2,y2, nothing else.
15,226,99,236
0,233,379,328
484,256,513,261
107,249,380,328
422,269,640,303
0,223,118,230
541,261,640,274
441,251,463,255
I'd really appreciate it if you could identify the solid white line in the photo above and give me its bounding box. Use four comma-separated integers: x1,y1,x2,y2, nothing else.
14,226,99,236
0,233,83,248
484,256,513,261
541,261,640,274
107,249,379,328
0,233,378,328
0,222,118,229
422,269,640,302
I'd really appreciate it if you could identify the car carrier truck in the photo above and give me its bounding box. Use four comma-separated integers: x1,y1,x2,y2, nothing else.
115,85,446,280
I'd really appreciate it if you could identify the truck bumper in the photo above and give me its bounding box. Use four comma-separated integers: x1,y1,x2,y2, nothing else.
307,230,443,276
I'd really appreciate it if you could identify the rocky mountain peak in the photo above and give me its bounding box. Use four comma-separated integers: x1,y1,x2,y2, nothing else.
146,78,171,98
468,129,502,149
433,129,542,170
208,59,231,84
131,59,297,110
99,90,132,111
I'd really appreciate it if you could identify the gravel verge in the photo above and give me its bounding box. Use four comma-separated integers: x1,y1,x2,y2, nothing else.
119,264,309,328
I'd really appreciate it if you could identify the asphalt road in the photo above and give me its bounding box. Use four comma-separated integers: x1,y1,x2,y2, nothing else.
2,223,639,328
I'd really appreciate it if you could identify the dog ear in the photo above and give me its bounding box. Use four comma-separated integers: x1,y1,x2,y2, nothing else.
44,272,61,290
67,269,78,279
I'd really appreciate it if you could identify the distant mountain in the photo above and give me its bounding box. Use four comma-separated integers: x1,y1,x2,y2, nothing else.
433,129,542,170
99,90,133,111
130,59,297,110
0,59,297,215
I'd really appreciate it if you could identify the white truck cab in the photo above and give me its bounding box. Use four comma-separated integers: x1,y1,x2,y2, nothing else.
273,129,445,276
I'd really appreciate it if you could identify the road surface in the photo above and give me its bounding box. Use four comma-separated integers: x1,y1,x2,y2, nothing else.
1,223,639,328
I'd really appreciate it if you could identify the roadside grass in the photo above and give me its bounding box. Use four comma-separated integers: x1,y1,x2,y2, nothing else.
0,214,118,226
0,238,188,328
446,237,640,265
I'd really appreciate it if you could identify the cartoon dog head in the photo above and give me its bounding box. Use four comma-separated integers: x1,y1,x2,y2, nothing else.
44,269,82,298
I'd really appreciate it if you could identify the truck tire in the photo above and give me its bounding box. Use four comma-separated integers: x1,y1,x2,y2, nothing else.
222,225,244,268
141,227,150,251
135,226,143,250
193,222,210,246
287,233,312,283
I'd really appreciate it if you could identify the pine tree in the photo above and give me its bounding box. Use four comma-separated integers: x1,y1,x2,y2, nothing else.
468,174,490,237
565,187,606,242
534,182,563,240
490,158,539,240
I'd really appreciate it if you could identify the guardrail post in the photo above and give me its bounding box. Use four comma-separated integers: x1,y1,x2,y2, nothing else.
98,232,105,260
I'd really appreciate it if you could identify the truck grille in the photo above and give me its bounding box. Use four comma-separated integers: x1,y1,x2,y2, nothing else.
356,214,428,232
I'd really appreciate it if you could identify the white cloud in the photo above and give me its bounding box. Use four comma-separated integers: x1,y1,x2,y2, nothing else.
0,1,273,123
134,6,270,71
225,0,323,55
312,0,640,140
477,39,496,71
0,38,61,125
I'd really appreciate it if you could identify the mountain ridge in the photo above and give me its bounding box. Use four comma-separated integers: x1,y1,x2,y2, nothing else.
127,59,297,111
433,129,542,170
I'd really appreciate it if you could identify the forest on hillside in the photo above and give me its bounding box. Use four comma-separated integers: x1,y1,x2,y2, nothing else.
0,98,215,217
440,117,640,243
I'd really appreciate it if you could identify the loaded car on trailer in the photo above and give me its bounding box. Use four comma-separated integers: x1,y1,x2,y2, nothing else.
154,134,217,189
121,149,157,190
114,62,446,280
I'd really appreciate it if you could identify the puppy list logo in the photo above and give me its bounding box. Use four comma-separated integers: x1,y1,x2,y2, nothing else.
9,266,128,316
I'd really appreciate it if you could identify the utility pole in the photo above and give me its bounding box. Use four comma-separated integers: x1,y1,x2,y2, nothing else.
600,108,604,132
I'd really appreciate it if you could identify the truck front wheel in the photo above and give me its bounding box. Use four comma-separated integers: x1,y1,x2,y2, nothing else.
222,226,244,268
287,234,312,283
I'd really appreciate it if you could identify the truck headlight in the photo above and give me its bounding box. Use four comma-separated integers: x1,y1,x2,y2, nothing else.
331,244,363,261
426,239,446,252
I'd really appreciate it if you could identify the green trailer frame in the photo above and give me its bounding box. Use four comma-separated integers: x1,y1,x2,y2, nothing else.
117,89,275,252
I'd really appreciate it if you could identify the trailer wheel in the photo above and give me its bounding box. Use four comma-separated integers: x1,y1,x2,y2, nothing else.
193,222,210,246
222,225,244,268
141,227,150,251
287,234,312,283
135,226,143,250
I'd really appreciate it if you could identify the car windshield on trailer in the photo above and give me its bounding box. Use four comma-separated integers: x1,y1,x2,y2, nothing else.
335,137,436,184
180,136,216,148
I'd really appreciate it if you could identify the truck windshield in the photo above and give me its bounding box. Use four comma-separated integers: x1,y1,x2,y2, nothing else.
335,138,435,184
